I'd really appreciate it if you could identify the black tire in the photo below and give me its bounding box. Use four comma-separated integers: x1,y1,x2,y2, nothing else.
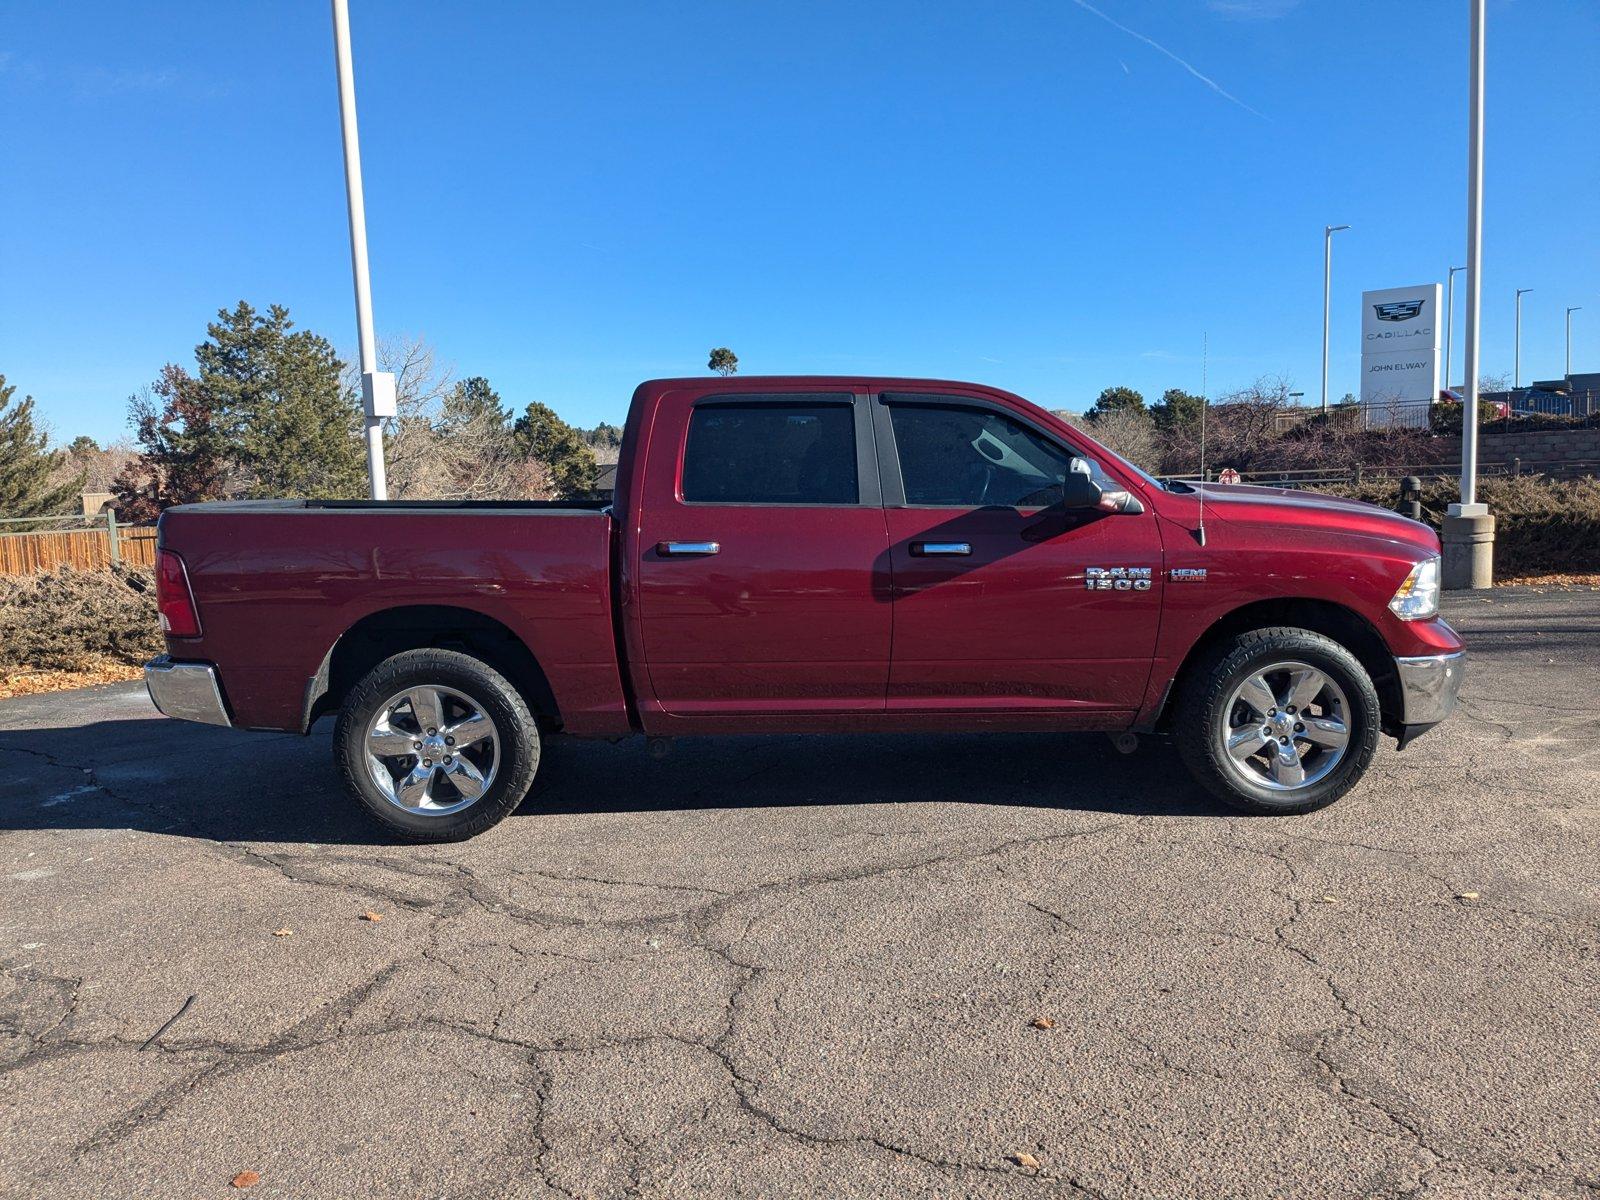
1173,626,1381,815
334,648,540,842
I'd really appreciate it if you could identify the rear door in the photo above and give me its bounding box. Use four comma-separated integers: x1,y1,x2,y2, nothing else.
633,388,892,720
875,393,1163,718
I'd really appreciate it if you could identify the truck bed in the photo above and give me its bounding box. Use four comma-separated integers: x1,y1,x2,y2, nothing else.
158,500,631,737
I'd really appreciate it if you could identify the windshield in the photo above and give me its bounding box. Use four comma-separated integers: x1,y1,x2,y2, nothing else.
1078,438,1169,493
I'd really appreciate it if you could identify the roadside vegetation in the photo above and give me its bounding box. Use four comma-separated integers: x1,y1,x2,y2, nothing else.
1315,474,1600,578
0,565,161,697
1065,377,1447,478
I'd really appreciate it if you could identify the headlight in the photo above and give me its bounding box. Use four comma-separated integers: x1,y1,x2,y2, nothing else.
1389,556,1441,620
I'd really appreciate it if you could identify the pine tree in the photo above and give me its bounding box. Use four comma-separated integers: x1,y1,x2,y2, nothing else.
1151,388,1205,432
581,421,623,449
440,376,510,432
514,401,598,498
196,302,365,499
0,374,82,516
1088,386,1147,418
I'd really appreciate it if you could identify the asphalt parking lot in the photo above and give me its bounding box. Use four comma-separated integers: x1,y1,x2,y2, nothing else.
2,589,1597,1199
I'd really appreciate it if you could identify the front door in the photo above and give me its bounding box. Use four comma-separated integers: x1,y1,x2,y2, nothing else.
633,389,892,721
876,394,1164,717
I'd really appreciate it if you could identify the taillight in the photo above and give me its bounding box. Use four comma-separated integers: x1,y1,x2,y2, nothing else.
156,550,202,637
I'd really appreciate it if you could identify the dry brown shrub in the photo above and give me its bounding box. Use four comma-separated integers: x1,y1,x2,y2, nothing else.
1311,474,1600,577
0,565,162,671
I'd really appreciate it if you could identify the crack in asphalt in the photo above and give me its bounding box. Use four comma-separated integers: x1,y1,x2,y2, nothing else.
1229,833,1450,1195
1,758,1141,1193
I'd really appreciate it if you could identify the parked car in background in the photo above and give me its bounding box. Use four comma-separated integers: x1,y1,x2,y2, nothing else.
145,376,1464,840
1510,388,1572,417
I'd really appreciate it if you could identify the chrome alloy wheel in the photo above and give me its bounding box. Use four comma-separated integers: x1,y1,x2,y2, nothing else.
1219,660,1351,792
363,685,500,816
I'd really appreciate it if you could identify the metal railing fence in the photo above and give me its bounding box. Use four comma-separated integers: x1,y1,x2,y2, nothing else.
1269,391,1600,435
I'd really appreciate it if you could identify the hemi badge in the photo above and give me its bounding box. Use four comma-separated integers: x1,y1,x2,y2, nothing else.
1171,568,1208,583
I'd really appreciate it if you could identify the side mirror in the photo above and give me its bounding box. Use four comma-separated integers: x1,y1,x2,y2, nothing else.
1059,457,1144,514
1059,465,1103,509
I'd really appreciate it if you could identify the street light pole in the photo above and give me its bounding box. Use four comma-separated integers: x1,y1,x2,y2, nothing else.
1321,223,1350,414
331,0,392,500
1566,306,1582,378
1445,0,1493,590
1445,265,1465,391
1514,288,1532,389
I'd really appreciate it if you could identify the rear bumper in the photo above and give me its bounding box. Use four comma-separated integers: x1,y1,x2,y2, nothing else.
144,656,232,727
1392,650,1465,748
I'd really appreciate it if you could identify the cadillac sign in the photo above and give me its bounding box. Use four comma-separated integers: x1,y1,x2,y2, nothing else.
1373,299,1425,322
1360,284,1441,427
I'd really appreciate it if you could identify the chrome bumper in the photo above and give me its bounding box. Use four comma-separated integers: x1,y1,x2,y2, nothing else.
1395,651,1465,727
144,656,231,727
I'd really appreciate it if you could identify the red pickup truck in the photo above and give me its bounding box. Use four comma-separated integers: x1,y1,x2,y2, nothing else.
145,376,1463,840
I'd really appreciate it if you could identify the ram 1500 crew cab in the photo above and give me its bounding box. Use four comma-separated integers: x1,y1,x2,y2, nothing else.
145,377,1463,840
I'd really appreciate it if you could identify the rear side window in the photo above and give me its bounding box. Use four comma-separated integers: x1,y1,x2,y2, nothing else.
888,403,1075,507
682,402,858,504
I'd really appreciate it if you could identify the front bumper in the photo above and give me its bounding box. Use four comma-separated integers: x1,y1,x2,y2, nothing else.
144,656,231,727
1392,650,1465,748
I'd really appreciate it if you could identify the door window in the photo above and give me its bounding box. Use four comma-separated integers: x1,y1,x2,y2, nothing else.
682,402,858,505
888,403,1076,508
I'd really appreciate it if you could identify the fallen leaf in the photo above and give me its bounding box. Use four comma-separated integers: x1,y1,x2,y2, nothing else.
1455,891,1480,902
272,928,293,938
360,911,383,922
231,1171,261,1189
1013,1152,1041,1170
1030,1016,1056,1030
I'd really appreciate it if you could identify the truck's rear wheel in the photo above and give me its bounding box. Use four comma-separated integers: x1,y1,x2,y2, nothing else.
1174,627,1380,815
334,649,540,842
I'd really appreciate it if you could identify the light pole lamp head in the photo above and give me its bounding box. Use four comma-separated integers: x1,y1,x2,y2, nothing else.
1326,224,1351,235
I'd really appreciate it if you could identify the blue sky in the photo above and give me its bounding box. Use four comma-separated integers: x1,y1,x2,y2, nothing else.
3,1,1596,443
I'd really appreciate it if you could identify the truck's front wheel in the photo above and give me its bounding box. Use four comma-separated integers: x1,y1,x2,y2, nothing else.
334,649,540,842
1174,627,1380,815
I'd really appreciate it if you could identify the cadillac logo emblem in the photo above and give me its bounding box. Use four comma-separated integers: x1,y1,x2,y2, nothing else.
1373,300,1424,322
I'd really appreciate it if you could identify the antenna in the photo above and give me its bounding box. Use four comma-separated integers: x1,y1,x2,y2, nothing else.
1195,332,1208,546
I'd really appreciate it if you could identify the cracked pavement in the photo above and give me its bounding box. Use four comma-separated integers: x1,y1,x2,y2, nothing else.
2,589,1597,1198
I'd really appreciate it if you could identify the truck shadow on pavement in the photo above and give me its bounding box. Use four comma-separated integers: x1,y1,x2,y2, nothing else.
0,718,1227,847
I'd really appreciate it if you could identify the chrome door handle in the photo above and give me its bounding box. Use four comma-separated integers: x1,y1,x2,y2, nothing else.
910,541,972,556
657,541,721,557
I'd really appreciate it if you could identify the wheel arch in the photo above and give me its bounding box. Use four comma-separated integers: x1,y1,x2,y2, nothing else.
303,604,561,733
1153,598,1401,735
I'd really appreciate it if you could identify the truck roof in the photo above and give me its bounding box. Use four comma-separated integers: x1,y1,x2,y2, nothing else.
634,375,1015,397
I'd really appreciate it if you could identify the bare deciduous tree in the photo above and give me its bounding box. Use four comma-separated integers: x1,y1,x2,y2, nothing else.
1062,408,1160,472
364,336,554,500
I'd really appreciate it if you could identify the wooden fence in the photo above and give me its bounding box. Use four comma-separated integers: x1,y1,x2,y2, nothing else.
0,514,158,577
